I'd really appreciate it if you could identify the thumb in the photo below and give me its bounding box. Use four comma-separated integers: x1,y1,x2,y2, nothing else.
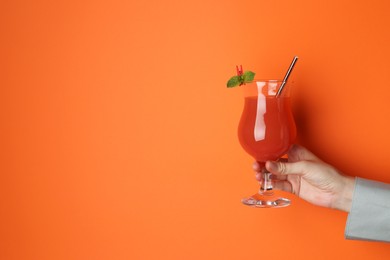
266,160,311,176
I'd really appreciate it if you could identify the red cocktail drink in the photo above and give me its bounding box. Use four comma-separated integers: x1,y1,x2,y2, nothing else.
238,96,296,162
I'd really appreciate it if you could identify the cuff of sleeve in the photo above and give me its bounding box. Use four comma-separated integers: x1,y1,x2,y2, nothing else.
345,177,390,243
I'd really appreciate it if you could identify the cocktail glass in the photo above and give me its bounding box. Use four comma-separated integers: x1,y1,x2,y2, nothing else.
238,80,296,208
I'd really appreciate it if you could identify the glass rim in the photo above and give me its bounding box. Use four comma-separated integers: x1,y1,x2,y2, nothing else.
240,79,293,97
248,79,284,83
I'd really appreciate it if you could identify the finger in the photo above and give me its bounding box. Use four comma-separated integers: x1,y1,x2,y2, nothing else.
288,144,322,162
252,161,266,173
252,161,261,172
266,160,312,176
270,173,288,181
255,172,288,182
272,180,293,193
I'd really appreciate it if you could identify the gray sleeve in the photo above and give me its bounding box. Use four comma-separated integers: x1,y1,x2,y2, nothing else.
345,177,390,243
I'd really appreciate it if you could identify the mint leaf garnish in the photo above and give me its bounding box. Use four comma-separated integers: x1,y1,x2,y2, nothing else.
226,68,256,88
243,71,255,82
227,76,240,88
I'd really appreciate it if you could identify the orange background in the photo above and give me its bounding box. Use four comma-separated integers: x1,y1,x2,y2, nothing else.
1,0,390,259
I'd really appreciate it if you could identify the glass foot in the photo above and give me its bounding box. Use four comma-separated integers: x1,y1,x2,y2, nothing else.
241,192,291,208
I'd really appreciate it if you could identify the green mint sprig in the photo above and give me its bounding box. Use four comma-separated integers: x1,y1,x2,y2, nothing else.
226,66,255,88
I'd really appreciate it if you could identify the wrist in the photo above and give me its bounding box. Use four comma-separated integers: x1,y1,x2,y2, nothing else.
333,176,355,212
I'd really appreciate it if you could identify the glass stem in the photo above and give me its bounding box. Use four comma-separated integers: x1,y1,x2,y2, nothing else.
259,169,274,196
